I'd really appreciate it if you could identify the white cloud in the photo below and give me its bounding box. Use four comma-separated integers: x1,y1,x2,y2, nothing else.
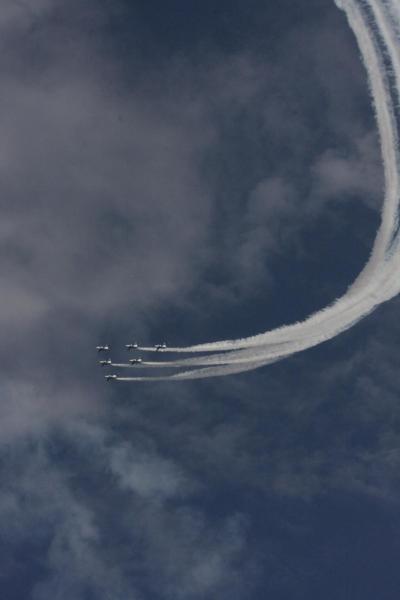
110,443,188,500
312,131,383,210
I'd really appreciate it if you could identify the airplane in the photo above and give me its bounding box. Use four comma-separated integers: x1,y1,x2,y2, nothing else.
129,358,143,365
96,345,110,352
125,343,139,350
154,343,167,351
99,359,112,366
105,374,118,381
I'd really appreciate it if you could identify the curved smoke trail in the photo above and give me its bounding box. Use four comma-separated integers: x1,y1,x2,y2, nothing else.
120,0,400,382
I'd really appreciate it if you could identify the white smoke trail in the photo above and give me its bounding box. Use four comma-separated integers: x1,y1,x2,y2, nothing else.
116,358,279,382
121,0,400,381
110,359,235,368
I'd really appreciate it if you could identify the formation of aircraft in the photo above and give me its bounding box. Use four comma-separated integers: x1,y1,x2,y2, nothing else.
154,343,167,351
97,342,168,382
129,358,143,365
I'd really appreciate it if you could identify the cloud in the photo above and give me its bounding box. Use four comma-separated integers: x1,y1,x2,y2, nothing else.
0,379,105,444
0,0,216,432
1,0,400,598
311,131,383,211
0,424,253,600
0,0,53,30
234,177,297,286
110,443,188,500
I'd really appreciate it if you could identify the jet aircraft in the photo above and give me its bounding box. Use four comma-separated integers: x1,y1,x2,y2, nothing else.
129,358,143,364
96,345,110,352
154,343,167,351
125,343,139,350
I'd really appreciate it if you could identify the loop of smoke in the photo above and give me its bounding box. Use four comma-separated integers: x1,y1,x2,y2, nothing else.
120,0,400,381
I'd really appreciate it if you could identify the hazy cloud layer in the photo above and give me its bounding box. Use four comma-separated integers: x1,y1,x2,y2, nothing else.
1,0,398,598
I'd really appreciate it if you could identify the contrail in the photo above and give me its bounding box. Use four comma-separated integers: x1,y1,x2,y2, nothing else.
121,0,400,381
110,359,235,368
115,358,280,382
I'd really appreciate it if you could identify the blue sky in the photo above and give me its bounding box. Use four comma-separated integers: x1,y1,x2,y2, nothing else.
1,0,400,598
